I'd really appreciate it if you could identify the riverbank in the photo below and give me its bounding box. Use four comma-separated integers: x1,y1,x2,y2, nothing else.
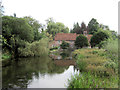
68,48,118,88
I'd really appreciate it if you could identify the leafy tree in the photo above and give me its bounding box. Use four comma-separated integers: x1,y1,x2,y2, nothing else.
23,16,42,41
2,16,34,58
88,18,99,34
45,17,54,24
99,24,109,30
90,31,109,48
3,16,34,42
60,41,69,49
39,31,53,41
70,22,81,34
75,34,88,48
70,22,87,34
79,22,87,34
46,18,69,37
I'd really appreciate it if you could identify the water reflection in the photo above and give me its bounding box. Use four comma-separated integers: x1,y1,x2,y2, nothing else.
2,56,78,88
49,49,73,60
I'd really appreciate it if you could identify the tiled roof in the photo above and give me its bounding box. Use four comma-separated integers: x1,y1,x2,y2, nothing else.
54,33,92,41
54,33,77,41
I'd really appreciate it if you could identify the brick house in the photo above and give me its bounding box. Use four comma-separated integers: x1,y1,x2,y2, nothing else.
50,31,92,48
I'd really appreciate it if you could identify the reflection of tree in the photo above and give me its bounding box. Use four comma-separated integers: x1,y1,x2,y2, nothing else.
2,56,69,88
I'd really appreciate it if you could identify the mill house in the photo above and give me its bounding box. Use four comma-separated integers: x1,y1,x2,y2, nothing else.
50,30,92,48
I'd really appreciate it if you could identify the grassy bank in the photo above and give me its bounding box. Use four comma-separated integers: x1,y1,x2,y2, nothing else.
68,48,118,88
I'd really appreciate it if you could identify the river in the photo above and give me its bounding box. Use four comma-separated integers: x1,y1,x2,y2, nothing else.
2,50,79,88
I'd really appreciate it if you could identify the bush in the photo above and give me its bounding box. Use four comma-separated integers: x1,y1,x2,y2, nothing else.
77,59,87,72
18,38,49,57
103,39,118,55
104,60,117,72
90,31,109,48
75,34,88,48
60,40,69,49
91,50,98,54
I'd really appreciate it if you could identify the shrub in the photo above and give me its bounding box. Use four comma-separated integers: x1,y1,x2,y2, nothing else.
60,40,69,49
91,50,98,54
75,34,88,48
18,38,49,57
60,52,69,59
90,31,109,48
77,54,85,59
76,59,87,72
103,39,118,55
104,60,117,72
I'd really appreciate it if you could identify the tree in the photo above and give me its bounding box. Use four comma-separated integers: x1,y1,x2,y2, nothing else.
79,22,87,34
99,24,109,30
88,18,99,34
75,34,88,48
46,18,69,37
70,22,81,34
90,31,109,48
2,16,34,58
60,41,69,49
70,22,87,34
23,16,42,41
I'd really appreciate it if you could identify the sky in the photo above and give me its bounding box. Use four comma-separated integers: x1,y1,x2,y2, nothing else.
1,0,119,32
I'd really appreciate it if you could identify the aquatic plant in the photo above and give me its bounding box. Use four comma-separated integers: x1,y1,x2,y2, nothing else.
68,72,118,88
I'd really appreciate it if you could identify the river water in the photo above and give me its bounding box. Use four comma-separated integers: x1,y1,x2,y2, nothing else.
2,50,79,88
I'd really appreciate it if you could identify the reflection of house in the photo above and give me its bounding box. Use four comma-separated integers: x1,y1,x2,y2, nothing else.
50,31,92,48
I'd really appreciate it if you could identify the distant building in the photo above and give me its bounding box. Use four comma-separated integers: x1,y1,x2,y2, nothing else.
50,31,92,48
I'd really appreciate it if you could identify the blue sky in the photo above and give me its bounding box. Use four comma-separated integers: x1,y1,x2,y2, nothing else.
2,0,119,32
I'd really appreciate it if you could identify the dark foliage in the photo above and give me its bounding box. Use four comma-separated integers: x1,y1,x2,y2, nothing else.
75,34,88,48
90,31,109,48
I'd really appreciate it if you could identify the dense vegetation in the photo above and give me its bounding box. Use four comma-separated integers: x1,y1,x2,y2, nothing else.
2,16,50,59
68,47,118,88
2,16,69,60
60,41,69,49
70,18,110,35
68,23,118,88
90,30,109,48
46,18,69,37
70,22,87,34
75,34,88,48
